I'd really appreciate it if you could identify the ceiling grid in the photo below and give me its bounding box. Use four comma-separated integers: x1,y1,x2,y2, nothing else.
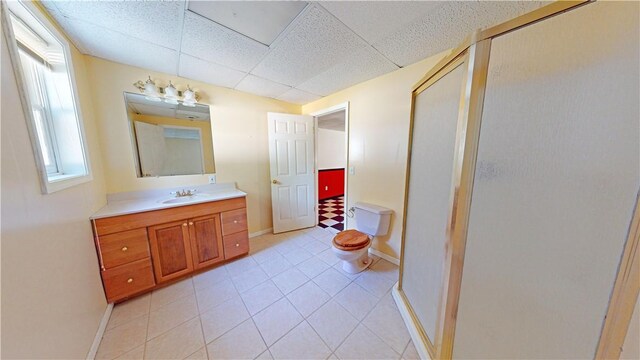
40,0,549,105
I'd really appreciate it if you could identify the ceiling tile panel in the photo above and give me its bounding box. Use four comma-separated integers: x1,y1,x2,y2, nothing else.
320,1,443,45
180,12,269,72
296,46,398,96
178,55,246,89
250,5,368,86
52,18,179,75
373,1,548,66
235,75,291,98
188,1,308,46
276,88,321,105
41,0,184,49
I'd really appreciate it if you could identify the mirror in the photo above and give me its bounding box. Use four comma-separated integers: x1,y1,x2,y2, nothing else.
124,92,215,177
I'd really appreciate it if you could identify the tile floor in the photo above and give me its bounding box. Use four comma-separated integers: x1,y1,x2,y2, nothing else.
318,196,344,232
96,226,419,360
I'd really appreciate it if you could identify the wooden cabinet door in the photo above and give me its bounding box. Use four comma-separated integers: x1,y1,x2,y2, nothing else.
188,214,224,269
149,220,194,283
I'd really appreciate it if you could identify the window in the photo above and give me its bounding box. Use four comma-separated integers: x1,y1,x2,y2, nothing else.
4,0,91,193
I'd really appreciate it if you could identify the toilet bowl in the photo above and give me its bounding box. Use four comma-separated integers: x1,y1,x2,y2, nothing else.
332,230,373,274
331,202,392,274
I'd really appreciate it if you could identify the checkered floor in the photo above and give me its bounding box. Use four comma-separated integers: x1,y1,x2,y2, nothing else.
318,196,344,232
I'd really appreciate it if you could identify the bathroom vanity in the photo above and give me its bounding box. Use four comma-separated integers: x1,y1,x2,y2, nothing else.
90,184,249,303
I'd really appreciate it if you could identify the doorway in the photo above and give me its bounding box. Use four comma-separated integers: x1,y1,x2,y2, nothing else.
312,103,349,234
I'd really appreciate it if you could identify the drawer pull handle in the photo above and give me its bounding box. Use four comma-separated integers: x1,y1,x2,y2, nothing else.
189,222,194,226
121,246,128,252
235,243,240,247
183,223,188,227
233,220,238,224
127,278,133,283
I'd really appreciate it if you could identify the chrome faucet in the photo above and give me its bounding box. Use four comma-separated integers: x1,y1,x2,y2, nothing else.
171,189,197,197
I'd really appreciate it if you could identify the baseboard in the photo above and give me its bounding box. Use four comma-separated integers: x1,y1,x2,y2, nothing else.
368,248,400,265
392,284,431,360
249,228,273,238
86,302,113,360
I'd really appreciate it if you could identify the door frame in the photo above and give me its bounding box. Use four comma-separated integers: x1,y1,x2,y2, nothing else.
310,102,350,230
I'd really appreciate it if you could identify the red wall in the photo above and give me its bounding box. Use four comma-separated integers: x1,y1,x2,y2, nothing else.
318,168,345,200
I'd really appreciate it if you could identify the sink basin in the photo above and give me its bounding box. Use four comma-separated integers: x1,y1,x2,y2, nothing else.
159,193,214,204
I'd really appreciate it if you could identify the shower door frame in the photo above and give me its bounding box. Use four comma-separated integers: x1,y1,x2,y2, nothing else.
393,1,636,359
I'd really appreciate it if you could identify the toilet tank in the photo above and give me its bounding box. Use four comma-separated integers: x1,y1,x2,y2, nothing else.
354,202,393,236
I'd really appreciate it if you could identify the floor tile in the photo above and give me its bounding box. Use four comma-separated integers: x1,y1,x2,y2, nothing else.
286,281,331,318
107,294,150,330
362,300,411,354
207,319,267,359
193,265,229,291
259,254,293,278
401,341,420,360
307,300,358,351
305,227,333,241
150,279,194,311
316,249,340,266
335,324,400,360
369,259,399,281
271,268,309,294
282,247,313,265
333,262,365,281
96,315,148,360
256,349,274,359
195,279,238,313
301,239,331,255
225,256,259,277
200,296,250,343
354,271,396,298
147,294,199,340
312,268,351,296
185,346,208,360
240,280,283,315
251,247,281,264
297,257,330,278
333,282,379,320
252,298,303,346
113,344,144,360
144,317,205,360
269,321,332,360
288,232,315,247
231,266,269,292
273,239,300,255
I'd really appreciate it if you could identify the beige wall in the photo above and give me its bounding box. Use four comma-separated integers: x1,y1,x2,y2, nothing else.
85,57,300,234
1,15,108,359
302,51,448,259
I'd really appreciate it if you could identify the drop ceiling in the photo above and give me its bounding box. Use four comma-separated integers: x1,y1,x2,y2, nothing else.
41,1,548,105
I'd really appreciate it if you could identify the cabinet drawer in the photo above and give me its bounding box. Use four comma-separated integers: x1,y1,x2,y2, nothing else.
221,208,248,235
223,231,249,259
98,228,150,269
102,258,155,303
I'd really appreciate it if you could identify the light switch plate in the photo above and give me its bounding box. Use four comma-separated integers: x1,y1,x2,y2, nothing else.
208,174,216,184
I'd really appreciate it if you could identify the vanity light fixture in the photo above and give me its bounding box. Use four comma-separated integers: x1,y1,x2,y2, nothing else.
163,81,179,105
133,76,161,102
133,76,201,105
182,85,197,107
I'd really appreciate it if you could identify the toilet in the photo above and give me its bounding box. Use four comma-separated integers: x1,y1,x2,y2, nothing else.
331,202,392,274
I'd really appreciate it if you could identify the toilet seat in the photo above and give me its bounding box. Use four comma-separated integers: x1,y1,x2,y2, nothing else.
332,230,370,251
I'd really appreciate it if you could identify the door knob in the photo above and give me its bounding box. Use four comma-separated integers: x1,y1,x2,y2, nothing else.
272,180,278,184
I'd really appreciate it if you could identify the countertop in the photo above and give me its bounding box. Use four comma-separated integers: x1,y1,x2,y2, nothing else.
90,183,246,220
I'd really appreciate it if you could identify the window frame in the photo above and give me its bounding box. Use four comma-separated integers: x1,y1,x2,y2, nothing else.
1,0,92,193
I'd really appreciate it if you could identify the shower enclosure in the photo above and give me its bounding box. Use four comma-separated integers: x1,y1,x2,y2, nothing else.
396,1,640,359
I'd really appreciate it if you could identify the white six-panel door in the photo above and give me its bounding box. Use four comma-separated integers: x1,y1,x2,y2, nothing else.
268,113,316,233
